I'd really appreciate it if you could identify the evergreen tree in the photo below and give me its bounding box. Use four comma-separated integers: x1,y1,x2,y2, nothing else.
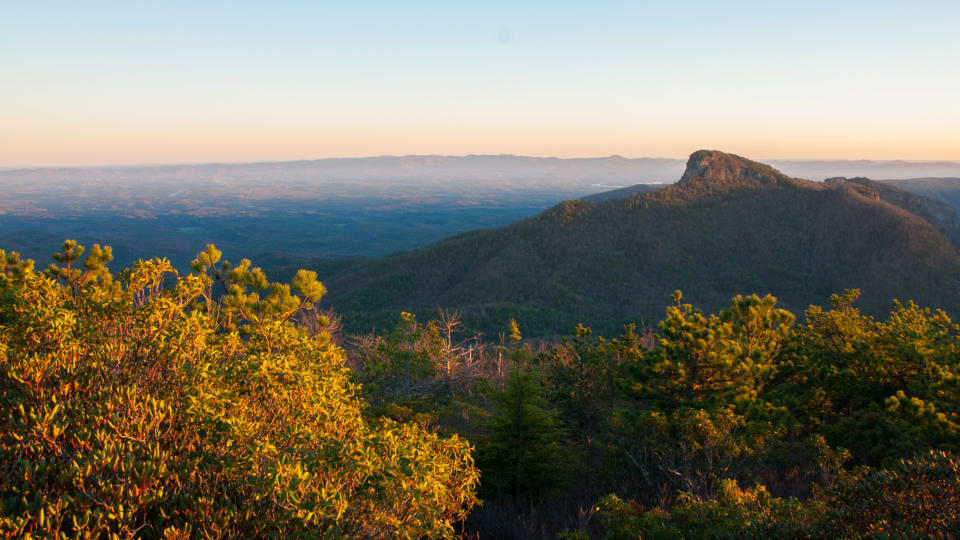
641,291,793,408
479,368,573,500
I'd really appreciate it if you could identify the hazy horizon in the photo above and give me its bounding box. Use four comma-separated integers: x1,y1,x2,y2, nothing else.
5,153,960,186
4,152,960,173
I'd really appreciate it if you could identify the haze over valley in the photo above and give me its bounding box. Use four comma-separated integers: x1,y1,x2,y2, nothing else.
4,155,960,273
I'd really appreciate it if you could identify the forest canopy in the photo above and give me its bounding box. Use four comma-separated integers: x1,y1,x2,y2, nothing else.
2,241,959,538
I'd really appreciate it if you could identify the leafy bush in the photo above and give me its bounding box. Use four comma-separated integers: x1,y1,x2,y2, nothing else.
817,450,960,538
0,243,479,538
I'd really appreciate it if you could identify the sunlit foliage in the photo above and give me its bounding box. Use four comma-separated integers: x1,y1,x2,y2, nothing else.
0,242,479,538
5,238,960,538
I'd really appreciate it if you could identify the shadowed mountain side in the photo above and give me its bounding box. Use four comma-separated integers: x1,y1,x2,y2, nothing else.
883,178,960,216
582,177,960,248
581,176,960,249
314,151,960,336
825,177,960,247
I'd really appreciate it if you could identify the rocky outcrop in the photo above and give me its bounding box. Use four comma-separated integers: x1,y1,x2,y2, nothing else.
679,150,798,187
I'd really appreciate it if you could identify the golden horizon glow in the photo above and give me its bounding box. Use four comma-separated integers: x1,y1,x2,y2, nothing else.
3,117,958,168
3,2,959,168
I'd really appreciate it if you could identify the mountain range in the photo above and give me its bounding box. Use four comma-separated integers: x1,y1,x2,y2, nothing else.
310,150,960,336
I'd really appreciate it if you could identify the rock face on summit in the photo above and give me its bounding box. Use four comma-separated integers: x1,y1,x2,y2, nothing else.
317,150,960,336
678,150,795,186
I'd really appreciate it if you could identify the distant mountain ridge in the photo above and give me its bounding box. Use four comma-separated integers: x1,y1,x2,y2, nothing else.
5,155,960,186
313,150,960,336
0,155,685,186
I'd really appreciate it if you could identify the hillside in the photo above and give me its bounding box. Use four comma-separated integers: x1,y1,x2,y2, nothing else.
311,150,960,336
581,177,960,247
825,176,960,246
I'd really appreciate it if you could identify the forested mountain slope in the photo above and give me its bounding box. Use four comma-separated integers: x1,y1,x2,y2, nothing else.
316,150,960,335
824,176,960,247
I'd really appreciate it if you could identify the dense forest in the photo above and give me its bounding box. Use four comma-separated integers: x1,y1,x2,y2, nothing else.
2,241,959,538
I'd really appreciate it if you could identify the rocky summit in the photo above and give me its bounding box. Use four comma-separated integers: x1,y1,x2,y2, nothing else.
678,150,796,187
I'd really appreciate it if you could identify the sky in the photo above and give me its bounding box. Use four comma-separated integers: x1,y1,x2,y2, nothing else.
1,1,959,167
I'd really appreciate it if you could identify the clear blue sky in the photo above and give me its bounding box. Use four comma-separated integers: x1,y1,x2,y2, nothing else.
2,1,958,166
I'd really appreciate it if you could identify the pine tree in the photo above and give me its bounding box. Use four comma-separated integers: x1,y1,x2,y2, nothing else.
643,291,793,407
479,368,573,500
